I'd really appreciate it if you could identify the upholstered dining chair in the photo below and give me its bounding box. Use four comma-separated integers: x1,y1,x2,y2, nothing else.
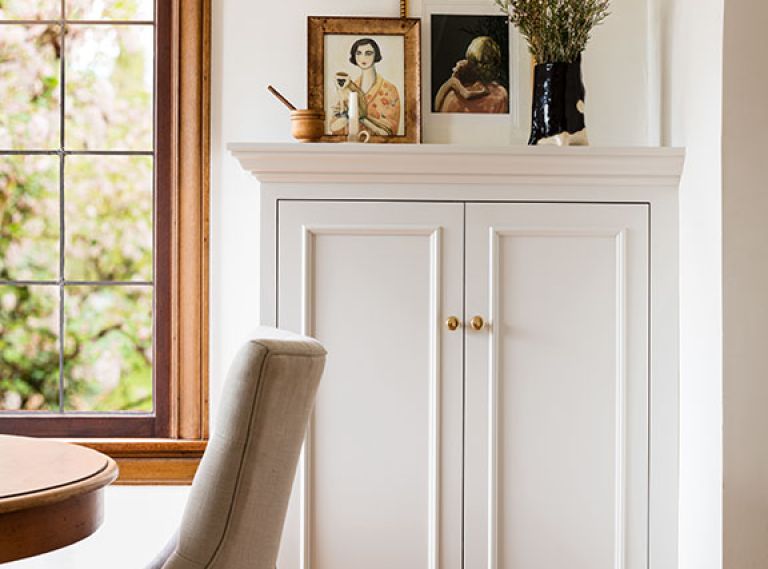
145,328,326,569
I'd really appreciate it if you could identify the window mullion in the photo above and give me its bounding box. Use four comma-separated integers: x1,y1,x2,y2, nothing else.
58,0,66,413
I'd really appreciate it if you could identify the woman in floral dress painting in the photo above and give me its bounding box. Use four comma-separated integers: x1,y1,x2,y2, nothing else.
332,38,402,137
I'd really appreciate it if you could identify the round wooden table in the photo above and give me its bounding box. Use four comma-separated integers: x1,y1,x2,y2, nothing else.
0,435,119,563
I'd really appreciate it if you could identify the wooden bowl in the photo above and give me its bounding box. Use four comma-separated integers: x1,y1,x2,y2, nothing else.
291,109,325,143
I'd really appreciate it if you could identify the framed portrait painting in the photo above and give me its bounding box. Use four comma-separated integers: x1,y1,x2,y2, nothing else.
308,17,421,143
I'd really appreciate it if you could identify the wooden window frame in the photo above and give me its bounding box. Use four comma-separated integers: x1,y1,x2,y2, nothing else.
2,0,211,484
85,0,212,484
79,0,211,484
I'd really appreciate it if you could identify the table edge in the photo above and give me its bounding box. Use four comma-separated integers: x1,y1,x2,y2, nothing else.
0,456,118,514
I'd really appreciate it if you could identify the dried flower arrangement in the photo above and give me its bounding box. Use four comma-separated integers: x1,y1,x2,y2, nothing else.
494,0,610,63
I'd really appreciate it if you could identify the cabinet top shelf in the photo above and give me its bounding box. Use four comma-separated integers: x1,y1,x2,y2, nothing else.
229,143,685,187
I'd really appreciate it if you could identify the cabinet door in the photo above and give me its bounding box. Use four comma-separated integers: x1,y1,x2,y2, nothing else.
277,201,464,569
464,203,649,569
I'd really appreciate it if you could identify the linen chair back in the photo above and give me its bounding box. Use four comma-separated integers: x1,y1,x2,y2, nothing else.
158,328,326,569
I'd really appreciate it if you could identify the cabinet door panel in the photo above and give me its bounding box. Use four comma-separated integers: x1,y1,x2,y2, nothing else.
465,203,649,569
277,201,464,569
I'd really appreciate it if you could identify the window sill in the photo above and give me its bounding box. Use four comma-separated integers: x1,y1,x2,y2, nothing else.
57,439,207,485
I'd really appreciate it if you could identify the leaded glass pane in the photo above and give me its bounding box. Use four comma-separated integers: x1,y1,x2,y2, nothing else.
0,1,60,20
63,285,152,411
0,24,61,149
65,24,153,150
66,0,153,21
64,154,152,281
0,155,60,280
0,285,60,411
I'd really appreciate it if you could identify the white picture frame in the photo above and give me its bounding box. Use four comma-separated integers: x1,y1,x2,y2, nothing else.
421,1,532,145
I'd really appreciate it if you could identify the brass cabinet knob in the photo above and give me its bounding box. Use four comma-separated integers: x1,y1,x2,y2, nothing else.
446,316,460,331
470,316,485,331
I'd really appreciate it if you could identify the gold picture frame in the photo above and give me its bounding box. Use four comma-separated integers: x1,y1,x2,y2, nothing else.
308,16,421,143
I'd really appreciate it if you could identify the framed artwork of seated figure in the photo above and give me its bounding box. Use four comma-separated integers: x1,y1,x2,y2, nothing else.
422,2,532,145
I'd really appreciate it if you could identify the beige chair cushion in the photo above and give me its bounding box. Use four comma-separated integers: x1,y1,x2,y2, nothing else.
158,328,326,569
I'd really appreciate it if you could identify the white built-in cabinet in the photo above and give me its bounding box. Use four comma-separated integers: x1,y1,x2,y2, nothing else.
231,144,684,569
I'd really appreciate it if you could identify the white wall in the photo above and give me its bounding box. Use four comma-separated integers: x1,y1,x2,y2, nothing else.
722,3,768,567
661,0,724,568
581,0,654,145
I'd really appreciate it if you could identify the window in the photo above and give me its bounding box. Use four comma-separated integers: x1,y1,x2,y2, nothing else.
0,0,210,481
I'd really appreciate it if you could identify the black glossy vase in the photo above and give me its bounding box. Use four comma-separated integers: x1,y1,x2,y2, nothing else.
529,55,588,146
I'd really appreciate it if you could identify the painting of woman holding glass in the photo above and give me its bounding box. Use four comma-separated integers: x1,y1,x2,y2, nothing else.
308,16,420,143
328,37,403,137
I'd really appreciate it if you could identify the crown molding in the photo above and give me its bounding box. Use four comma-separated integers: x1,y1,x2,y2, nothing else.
229,143,685,187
